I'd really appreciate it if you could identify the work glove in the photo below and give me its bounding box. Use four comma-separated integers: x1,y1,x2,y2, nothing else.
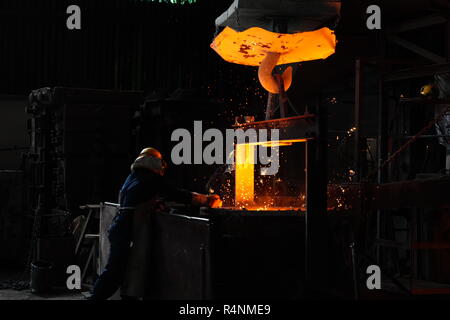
207,194,222,208
191,193,222,208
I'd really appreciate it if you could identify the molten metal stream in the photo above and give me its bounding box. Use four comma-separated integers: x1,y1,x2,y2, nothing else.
234,139,307,210
235,143,255,206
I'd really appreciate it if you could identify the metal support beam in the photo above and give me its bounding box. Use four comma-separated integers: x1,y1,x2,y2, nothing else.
447,21,450,62
388,14,448,33
376,41,387,264
367,178,450,210
384,62,450,82
305,102,328,294
399,97,450,104
354,59,363,181
387,35,447,64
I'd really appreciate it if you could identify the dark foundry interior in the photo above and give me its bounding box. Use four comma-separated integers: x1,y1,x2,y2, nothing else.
1,0,450,303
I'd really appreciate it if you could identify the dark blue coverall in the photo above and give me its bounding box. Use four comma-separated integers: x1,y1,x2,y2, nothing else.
92,168,192,300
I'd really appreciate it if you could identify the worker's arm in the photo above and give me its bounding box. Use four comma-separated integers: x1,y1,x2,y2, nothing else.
161,182,193,204
159,177,222,208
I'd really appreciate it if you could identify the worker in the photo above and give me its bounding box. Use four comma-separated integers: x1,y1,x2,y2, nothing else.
90,147,221,300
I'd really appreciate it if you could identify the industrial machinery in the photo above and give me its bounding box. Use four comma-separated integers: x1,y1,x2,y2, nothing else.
25,87,142,284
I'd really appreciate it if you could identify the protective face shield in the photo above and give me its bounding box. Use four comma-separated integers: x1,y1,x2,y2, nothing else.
131,147,167,176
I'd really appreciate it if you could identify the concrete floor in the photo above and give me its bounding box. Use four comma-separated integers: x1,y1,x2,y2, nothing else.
0,268,85,300
0,288,85,300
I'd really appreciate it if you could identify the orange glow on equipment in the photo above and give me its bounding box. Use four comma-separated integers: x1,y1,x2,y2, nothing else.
234,139,307,210
210,26,336,67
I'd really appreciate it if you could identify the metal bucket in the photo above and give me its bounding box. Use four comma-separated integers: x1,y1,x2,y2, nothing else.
30,260,53,294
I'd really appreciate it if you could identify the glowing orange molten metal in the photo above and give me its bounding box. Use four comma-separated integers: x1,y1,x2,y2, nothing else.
235,143,255,206
234,139,307,210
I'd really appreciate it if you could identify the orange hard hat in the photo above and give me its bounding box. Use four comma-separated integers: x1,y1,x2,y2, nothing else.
139,147,163,159
133,147,167,175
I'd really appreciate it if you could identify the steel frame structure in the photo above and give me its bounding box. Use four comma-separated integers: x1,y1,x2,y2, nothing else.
353,12,450,295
